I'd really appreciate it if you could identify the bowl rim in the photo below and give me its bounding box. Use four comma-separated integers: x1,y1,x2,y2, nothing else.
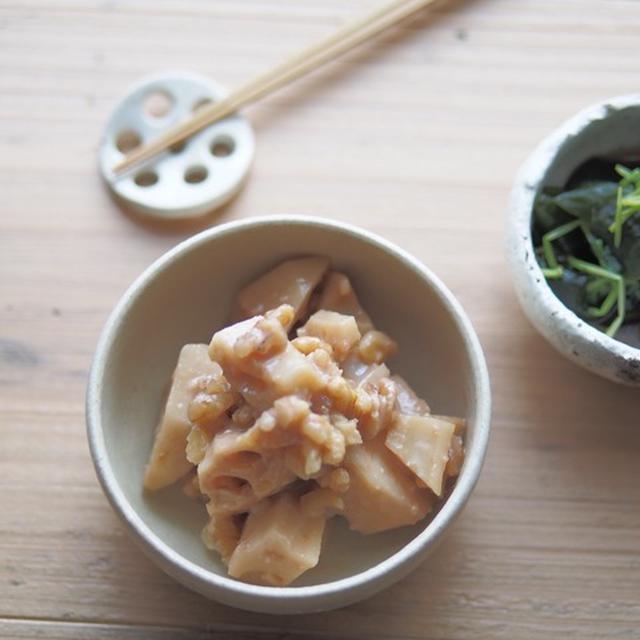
507,93,640,366
86,214,491,606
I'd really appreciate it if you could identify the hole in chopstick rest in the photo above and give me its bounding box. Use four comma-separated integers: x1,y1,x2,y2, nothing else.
192,97,214,113
115,130,141,153
143,90,174,119
184,165,208,184
210,135,235,158
134,170,159,187
169,140,187,154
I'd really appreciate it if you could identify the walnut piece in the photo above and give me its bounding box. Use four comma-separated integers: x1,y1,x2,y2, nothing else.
209,306,325,411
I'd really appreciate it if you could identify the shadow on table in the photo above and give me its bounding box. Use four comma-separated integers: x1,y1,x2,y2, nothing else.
104,185,243,237
491,299,640,511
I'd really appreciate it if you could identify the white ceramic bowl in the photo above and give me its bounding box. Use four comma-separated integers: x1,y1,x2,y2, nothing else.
86,215,491,614
507,94,640,385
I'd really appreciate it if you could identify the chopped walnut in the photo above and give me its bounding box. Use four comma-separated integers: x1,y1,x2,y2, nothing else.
206,397,357,481
187,363,238,429
185,424,214,465
353,376,398,440
231,403,258,429
291,335,334,357
234,306,292,359
324,376,355,413
209,305,325,411
306,347,341,379
329,413,361,446
317,467,350,494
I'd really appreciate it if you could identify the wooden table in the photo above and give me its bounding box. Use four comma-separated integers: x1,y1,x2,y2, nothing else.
1,1,639,638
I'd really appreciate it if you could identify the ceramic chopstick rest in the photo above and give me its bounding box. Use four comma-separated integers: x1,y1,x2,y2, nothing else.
99,72,255,220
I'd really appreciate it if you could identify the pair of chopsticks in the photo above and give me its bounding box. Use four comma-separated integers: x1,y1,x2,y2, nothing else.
114,0,443,174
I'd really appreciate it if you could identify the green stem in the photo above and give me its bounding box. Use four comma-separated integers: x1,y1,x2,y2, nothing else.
567,257,626,337
607,278,626,338
541,220,581,276
580,223,606,267
586,284,617,318
610,165,640,247
542,267,563,279
615,164,634,183
613,185,624,248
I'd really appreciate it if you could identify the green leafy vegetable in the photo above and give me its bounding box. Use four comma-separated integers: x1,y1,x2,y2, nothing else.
610,164,640,248
533,163,640,338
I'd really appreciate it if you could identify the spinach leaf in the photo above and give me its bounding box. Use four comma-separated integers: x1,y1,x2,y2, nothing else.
534,190,571,233
582,226,622,273
554,181,618,225
552,181,640,276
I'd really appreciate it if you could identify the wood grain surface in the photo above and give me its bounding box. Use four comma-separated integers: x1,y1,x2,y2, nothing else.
0,1,639,638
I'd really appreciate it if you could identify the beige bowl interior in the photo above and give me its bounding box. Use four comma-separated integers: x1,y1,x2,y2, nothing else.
97,219,481,587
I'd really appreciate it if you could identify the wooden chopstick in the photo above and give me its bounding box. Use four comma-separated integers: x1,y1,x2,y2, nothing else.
113,0,442,175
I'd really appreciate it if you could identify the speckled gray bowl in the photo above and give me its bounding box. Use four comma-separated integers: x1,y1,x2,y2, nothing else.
507,94,640,385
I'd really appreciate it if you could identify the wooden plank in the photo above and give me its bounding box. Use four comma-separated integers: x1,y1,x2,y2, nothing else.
0,619,333,640
0,0,639,639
